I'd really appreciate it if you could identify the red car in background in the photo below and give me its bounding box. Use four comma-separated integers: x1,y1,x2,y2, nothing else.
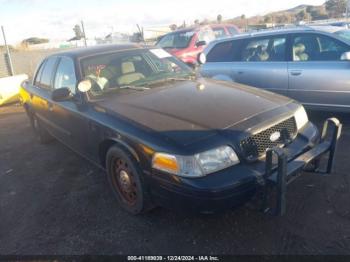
156,24,240,67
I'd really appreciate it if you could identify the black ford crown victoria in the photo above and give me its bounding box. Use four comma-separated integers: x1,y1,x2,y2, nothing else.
20,44,341,215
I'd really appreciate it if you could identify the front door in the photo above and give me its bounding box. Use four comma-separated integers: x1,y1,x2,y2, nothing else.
49,57,91,156
287,33,350,110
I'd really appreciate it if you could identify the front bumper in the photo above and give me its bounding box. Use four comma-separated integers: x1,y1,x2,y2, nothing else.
147,118,342,214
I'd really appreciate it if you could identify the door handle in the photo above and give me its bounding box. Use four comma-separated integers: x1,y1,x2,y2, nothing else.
290,70,302,76
237,71,244,75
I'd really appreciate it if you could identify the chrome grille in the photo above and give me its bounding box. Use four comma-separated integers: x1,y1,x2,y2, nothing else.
240,117,297,161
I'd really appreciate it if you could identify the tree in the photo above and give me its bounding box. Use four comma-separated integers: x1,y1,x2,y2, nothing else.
73,24,84,40
169,24,177,31
217,14,223,23
21,37,49,45
194,19,200,25
264,15,273,23
296,10,311,21
276,14,290,24
309,7,329,20
325,0,347,18
241,14,246,20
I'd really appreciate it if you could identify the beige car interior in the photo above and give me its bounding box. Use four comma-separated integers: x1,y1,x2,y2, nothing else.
117,61,145,86
242,45,270,61
250,45,269,61
293,43,309,61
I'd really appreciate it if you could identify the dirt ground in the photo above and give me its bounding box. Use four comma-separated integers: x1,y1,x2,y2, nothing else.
0,104,349,255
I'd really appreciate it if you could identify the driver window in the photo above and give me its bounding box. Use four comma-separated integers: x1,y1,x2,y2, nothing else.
292,34,350,61
54,57,77,94
197,29,215,44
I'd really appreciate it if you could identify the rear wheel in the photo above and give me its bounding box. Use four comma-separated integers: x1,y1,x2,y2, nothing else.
28,112,53,144
106,146,154,214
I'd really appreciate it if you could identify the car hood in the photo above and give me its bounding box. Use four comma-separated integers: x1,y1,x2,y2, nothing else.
95,78,293,146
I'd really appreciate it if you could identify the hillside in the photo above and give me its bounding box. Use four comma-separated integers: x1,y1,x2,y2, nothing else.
217,0,346,29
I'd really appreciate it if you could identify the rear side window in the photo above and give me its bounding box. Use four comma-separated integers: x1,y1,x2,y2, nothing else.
207,40,245,62
207,41,234,62
39,57,58,89
34,60,46,86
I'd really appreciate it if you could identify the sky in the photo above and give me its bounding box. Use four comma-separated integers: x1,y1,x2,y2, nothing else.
0,0,326,45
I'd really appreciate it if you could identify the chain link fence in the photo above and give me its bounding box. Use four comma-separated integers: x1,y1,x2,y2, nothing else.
0,49,58,79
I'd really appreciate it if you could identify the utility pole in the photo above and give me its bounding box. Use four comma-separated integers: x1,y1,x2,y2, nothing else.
1,25,14,76
81,20,87,47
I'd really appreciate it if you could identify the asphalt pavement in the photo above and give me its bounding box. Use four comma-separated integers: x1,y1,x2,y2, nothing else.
0,104,349,255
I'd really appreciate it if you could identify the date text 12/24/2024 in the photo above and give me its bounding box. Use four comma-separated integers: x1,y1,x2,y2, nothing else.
127,256,220,261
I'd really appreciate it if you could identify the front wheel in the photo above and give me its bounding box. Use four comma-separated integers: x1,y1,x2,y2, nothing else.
106,145,154,214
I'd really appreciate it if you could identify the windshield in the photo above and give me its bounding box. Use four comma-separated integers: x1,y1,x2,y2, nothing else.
80,48,193,97
334,30,350,42
157,30,195,49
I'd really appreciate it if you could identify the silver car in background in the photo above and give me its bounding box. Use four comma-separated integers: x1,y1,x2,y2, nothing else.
200,26,350,112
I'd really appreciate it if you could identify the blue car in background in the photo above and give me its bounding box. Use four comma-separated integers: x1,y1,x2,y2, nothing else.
200,26,350,112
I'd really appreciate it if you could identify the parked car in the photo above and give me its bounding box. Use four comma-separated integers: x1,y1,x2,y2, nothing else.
212,24,240,39
156,24,239,67
327,21,350,29
200,26,350,112
20,44,341,215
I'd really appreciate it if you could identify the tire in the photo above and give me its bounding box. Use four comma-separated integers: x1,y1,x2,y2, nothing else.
106,145,154,214
28,113,53,144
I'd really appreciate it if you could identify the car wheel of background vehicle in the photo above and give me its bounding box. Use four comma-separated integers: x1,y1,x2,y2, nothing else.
106,145,154,215
28,113,53,144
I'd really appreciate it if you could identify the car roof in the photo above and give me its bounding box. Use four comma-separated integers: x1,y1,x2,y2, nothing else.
165,24,223,34
211,25,346,42
308,25,345,33
50,44,144,60
204,25,350,54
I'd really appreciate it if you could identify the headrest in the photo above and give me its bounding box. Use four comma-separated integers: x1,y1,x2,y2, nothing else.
294,43,306,54
121,62,135,74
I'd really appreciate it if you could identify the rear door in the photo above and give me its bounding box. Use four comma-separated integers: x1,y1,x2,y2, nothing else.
31,56,59,130
232,35,289,95
287,33,350,109
203,35,289,95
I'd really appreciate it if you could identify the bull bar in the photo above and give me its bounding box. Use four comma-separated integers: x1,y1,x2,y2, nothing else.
261,118,342,216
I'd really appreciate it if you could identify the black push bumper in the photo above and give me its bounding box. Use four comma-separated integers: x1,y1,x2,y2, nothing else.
262,118,342,216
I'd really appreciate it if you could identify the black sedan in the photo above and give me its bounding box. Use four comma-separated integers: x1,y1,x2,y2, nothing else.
20,44,341,215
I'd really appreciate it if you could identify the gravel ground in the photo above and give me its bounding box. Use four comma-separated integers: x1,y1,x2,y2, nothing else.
0,104,349,255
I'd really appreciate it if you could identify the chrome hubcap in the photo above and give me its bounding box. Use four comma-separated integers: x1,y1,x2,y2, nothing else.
118,170,131,191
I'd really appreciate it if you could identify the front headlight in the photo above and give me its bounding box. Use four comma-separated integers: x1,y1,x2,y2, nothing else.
152,146,240,178
294,106,309,130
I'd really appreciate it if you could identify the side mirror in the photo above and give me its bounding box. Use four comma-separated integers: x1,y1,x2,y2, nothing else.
77,79,92,93
341,51,350,61
196,40,207,47
52,87,72,102
197,52,207,65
